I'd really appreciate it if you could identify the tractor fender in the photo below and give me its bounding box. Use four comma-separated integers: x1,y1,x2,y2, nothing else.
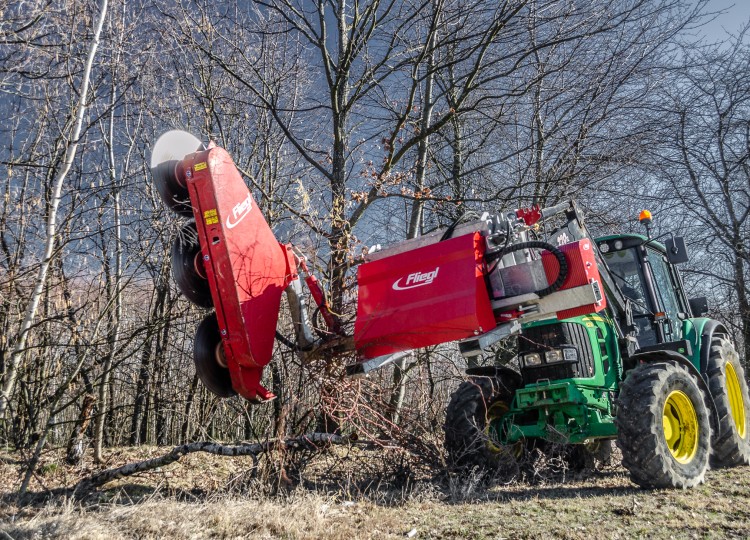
465,365,523,388
699,320,728,373
630,349,720,431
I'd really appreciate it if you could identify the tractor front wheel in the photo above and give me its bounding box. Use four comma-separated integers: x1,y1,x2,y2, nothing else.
444,377,519,469
566,440,614,472
616,362,711,489
707,337,750,467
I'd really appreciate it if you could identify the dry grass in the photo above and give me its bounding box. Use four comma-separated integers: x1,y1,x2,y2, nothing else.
1,447,750,539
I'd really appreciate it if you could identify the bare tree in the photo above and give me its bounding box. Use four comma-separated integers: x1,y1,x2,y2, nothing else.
656,33,750,361
0,0,110,437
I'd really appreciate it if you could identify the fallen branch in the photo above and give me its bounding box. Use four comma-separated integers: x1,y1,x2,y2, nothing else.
75,433,354,493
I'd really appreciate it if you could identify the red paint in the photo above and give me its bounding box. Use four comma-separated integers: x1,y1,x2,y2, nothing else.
184,147,295,401
541,239,607,319
516,205,542,226
298,258,342,336
354,233,496,359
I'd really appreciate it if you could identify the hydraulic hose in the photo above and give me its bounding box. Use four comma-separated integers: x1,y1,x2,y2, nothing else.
440,210,480,241
487,241,569,298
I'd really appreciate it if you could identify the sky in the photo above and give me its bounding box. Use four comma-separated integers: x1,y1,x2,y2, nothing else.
696,0,750,42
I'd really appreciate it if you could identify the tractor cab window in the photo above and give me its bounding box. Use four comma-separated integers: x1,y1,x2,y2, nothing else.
603,248,649,312
644,248,683,341
602,247,657,347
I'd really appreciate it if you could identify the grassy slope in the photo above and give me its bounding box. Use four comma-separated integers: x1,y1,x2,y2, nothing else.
1,449,749,539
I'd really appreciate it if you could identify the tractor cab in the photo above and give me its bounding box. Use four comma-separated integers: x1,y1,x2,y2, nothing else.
596,232,695,349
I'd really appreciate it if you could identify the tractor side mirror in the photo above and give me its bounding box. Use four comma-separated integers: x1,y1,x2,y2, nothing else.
665,236,689,264
689,296,709,317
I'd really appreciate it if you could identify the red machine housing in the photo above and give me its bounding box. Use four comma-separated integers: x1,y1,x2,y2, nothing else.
541,239,607,319
354,233,496,359
181,147,296,401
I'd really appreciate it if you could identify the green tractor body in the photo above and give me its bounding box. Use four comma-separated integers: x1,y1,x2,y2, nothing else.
497,312,621,446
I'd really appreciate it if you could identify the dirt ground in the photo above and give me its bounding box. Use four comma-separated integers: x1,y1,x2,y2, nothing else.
1,446,749,539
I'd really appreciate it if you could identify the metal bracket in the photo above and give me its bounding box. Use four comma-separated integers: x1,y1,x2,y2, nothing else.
490,281,604,326
346,350,413,377
284,277,317,350
458,320,522,358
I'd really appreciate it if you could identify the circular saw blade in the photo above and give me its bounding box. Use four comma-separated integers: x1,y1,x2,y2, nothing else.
150,130,205,169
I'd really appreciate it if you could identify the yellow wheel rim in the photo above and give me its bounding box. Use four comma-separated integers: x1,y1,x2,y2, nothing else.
662,390,699,464
726,362,747,440
485,401,523,458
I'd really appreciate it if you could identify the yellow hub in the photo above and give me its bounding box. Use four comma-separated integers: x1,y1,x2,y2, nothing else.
662,390,699,464
485,401,523,458
726,362,747,439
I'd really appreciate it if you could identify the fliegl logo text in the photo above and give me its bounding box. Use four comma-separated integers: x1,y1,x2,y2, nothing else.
226,195,253,229
392,267,440,291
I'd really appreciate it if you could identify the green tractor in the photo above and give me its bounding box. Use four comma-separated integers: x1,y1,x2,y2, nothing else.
445,205,750,488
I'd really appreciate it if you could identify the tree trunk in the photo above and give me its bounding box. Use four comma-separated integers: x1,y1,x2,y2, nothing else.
181,374,200,443
389,28,436,426
130,273,169,445
733,254,750,366
154,309,173,446
271,361,285,437
65,394,97,465
94,69,124,462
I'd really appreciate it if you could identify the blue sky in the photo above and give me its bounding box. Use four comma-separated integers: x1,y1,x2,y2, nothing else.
698,0,750,41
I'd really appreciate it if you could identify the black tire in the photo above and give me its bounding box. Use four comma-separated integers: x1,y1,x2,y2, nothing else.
194,313,236,398
150,130,204,217
566,440,614,472
172,222,213,308
152,159,194,217
616,362,711,489
444,376,518,468
706,337,750,467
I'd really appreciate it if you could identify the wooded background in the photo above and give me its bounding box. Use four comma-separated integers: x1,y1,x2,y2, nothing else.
0,0,747,480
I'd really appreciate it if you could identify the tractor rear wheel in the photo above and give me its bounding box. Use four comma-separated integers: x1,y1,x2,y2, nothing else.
444,376,519,469
172,222,213,308
707,337,750,467
616,362,711,489
194,313,236,398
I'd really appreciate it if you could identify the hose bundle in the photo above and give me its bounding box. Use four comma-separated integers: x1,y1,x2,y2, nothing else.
486,241,569,298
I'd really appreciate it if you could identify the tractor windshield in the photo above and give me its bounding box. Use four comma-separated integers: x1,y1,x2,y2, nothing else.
602,247,657,347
